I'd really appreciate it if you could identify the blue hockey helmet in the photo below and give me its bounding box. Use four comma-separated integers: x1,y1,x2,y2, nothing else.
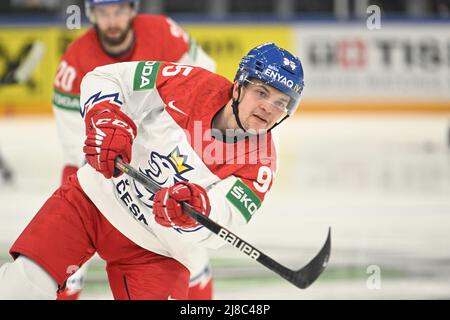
85,0,140,19
234,43,304,116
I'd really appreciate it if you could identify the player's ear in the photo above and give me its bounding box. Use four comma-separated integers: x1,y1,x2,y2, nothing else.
131,3,137,18
232,81,241,100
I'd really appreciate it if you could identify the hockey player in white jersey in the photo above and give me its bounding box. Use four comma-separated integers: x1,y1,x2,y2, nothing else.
0,43,304,299
53,0,216,300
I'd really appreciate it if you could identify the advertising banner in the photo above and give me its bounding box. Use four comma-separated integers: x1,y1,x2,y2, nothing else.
293,23,450,112
0,26,84,115
0,24,290,115
185,25,292,81
1,22,449,114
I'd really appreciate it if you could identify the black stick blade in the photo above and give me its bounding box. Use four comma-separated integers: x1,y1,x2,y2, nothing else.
292,227,331,289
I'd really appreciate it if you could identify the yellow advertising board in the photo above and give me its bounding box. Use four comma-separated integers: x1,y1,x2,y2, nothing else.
3,23,446,115
0,26,84,115
184,25,292,81
0,24,290,116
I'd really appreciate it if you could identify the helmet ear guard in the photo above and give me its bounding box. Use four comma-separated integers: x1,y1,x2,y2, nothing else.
231,81,246,132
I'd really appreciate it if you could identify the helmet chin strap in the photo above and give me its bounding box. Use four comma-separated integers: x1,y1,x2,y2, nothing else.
268,114,289,131
231,84,247,132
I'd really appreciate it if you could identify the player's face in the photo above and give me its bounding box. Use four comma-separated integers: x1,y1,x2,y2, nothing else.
234,80,289,131
92,4,134,46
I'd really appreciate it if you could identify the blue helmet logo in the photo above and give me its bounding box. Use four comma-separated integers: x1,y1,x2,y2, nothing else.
235,43,305,115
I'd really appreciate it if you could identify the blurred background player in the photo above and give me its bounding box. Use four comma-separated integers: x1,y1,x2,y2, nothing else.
53,0,216,300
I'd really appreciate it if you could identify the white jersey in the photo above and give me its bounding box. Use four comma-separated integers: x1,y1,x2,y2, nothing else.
78,61,278,273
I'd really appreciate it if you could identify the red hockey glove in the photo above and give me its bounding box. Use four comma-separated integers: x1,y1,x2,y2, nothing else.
83,102,137,179
153,181,211,228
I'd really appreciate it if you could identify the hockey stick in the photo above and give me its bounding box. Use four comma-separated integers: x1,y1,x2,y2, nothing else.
115,158,331,289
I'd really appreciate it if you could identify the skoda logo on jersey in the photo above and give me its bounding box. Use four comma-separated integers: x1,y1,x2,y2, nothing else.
81,91,123,118
132,146,193,208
